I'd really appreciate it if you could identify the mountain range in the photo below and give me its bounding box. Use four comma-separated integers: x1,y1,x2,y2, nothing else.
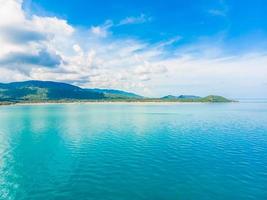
0,80,234,104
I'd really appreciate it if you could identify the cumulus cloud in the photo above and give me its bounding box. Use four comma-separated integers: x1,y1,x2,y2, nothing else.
0,26,46,44
0,0,72,72
0,49,61,68
139,74,150,81
0,0,266,98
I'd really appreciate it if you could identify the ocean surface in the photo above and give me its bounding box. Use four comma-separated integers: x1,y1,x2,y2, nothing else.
0,102,267,200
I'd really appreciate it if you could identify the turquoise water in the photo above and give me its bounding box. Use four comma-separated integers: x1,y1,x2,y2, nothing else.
0,103,267,200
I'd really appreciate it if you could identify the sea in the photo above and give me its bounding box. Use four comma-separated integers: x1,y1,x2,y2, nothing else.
0,102,267,200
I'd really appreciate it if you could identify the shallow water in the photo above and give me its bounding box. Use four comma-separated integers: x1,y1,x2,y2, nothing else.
0,103,267,200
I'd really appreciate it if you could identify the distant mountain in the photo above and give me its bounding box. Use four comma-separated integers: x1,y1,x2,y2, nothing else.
161,95,201,100
0,80,142,102
178,95,201,99
161,95,178,100
0,81,104,101
161,94,233,102
86,89,143,99
199,95,233,102
0,80,234,103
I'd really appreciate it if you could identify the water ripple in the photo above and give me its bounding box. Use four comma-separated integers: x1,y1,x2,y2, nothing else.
0,103,267,200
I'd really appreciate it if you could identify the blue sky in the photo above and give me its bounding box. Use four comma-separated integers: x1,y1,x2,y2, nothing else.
24,0,266,47
0,0,267,98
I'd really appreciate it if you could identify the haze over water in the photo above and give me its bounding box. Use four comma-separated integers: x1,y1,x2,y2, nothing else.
0,103,267,200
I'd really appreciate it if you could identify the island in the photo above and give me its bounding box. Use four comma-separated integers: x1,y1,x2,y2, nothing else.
0,80,235,105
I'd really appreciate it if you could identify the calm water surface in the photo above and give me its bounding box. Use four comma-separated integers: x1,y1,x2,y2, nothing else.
0,103,267,200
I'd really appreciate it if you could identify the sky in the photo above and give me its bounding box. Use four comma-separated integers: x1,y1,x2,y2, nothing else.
0,0,267,98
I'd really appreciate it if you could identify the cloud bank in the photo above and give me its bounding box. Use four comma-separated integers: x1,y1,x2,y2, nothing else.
0,0,266,98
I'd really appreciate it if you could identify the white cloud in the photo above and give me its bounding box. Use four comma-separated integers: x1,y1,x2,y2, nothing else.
208,9,226,17
134,64,150,75
90,20,113,38
32,16,74,36
73,44,82,54
0,0,266,98
139,74,150,81
208,1,228,17
0,0,25,26
118,14,152,26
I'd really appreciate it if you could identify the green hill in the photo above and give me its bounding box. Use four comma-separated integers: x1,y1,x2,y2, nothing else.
161,95,201,100
86,89,143,99
160,94,233,102
0,81,104,101
200,95,233,102
0,80,234,104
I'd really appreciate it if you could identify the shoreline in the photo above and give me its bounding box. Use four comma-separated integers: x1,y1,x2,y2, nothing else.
0,100,236,107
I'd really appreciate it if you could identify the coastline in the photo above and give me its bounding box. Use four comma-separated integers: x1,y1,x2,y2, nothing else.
0,100,236,107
